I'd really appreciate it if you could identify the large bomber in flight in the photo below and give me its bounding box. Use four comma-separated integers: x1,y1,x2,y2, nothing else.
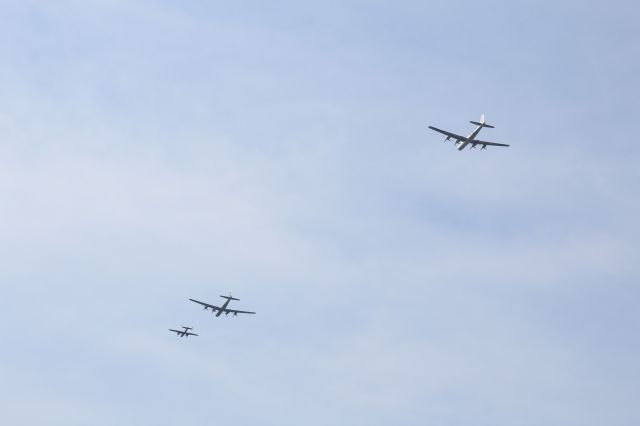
190,294,256,317
169,326,198,337
429,115,510,151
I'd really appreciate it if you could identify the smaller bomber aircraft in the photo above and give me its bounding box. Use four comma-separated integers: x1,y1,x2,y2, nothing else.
169,326,199,338
429,115,510,151
190,294,256,317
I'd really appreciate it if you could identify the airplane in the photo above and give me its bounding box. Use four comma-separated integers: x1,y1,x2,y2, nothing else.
428,115,510,151
169,326,199,337
189,294,256,317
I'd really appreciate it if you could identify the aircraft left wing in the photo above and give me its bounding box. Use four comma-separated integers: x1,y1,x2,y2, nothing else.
189,298,220,311
428,126,465,141
470,139,510,147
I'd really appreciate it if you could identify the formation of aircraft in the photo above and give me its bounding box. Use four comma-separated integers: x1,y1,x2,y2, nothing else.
168,115,509,340
169,326,199,338
169,293,255,339
189,294,256,317
428,115,510,151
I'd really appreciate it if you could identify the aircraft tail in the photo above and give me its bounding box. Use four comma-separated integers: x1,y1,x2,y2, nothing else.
220,294,240,301
470,114,495,128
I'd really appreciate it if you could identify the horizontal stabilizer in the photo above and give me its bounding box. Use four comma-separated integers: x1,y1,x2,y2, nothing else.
470,121,495,128
220,294,240,301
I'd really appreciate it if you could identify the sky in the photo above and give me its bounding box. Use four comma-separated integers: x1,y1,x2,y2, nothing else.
0,0,639,425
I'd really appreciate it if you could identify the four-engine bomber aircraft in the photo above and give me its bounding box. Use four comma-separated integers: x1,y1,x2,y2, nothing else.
189,294,256,317
169,326,199,337
429,115,510,151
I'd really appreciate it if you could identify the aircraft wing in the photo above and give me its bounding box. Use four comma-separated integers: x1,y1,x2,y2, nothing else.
470,139,510,148
169,329,182,334
186,332,199,336
428,126,466,141
224,308,256,315
189,298,220,311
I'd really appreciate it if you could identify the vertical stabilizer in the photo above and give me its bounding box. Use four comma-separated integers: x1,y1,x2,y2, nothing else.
470,114,495,128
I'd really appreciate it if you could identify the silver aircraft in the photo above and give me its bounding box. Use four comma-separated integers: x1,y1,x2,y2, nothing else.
429,115,509,151
169,326,199,337
189,294,256,317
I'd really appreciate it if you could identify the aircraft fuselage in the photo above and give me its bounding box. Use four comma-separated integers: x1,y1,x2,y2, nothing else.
216,299,231,317
457,125,483,151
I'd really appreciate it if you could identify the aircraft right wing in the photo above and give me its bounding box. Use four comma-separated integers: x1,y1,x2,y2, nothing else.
189,298,220,311
169,329,182,334
223,308,256,315
470,139,510,148
428,126,465,142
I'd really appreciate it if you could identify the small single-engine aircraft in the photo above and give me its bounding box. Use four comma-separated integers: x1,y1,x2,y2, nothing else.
169,326,199,337
428,115,510,151
189,294,256,317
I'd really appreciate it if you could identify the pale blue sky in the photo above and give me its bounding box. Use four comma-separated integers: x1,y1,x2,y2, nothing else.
0,1,639,425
